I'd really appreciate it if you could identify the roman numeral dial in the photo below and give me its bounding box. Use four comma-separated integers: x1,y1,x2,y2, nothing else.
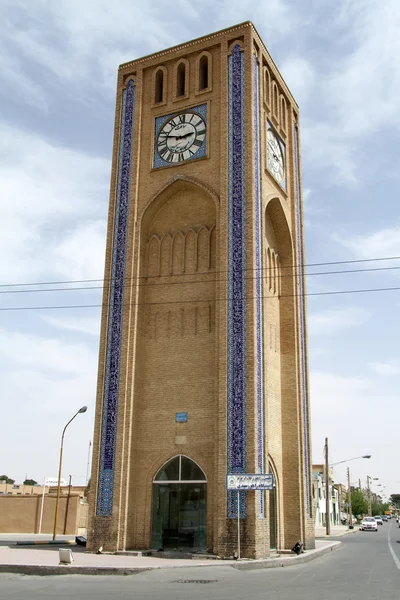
156,111,206,164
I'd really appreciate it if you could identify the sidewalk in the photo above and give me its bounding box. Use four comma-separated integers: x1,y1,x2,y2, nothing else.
315,524,359,538
0,539,341,576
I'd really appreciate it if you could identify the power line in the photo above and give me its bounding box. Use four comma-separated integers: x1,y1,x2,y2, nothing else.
1,264,400,296
1,284,400,311
1,254,400,289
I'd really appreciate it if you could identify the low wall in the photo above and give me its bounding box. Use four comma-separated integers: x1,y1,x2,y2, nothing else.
0,494,88,534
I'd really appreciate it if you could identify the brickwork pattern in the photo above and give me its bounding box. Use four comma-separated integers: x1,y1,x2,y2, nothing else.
88,21,314,557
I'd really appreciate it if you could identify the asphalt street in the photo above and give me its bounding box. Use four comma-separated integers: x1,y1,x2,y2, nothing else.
1,521,400,599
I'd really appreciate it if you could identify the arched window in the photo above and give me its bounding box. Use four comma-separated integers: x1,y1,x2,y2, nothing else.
263,67,270,107
155,69,164,104
154,455,207,482
176,62,186,97
272,82,279,119
199,55,209,90
280,97,287,131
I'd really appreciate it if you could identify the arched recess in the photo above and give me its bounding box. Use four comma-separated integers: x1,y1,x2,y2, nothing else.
280,95,287,133
264,197,297,550
196,51,212,92
129,177,218,551
272,81,279,121
153,66,167,105
263,66,271,108
268,457,279,550
151,455,207,551
175,58,189,98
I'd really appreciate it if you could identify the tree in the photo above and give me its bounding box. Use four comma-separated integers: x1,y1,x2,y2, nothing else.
346,488,368,516
23,479,38,486
371,501,389,516
0,475,15,484
389,494,400,508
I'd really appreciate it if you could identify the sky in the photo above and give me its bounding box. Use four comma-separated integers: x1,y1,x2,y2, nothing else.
1,0,399,502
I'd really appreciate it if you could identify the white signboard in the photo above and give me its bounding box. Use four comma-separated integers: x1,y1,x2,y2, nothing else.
227,473,275,491
45,477,67,486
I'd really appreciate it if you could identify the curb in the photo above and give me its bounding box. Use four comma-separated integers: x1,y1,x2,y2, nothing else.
232,541,341,570
0,542,341,576
15,540,76,546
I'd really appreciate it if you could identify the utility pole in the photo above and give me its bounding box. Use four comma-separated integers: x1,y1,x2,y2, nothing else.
367,476,371,516
347,467,353,529
325,437,330,535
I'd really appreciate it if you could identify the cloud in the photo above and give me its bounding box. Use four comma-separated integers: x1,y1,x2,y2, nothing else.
280,57,315,106
369,361,400,376
298,0,400,185
0,328,98,375
308,306,371,335
42,315,101,336
334,227,400,261
1,0,298,109
0,122,109,284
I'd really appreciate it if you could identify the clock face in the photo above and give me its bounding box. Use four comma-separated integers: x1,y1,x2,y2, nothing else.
157,112,206,163
267,129,285,185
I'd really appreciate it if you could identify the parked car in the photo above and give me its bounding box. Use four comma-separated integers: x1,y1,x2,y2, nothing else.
360,517,378,531
374,516,383,525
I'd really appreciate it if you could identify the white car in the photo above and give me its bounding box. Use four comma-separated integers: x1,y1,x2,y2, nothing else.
374,516,383,525
360,517,378,531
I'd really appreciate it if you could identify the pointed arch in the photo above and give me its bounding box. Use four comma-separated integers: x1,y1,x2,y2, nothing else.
172,231,185,274
160,233,172,276
185,228,197,273
153,454,207,482
147,234,160,277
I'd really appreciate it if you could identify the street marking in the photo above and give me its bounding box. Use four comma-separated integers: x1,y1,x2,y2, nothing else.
388,521,400,570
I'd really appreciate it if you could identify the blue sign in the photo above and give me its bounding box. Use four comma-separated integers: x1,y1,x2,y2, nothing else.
175,412,188,423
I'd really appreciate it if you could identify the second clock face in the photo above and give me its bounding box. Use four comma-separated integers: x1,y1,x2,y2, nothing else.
267,129,285,185
157,112,206,163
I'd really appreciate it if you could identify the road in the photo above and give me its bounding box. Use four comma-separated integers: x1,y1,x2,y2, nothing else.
1,521,400,599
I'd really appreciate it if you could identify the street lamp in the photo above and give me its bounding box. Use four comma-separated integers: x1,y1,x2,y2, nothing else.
366,475,379,516
324,439,371,536
52,406,87,540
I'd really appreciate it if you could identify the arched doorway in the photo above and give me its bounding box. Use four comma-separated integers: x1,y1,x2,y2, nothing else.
151,455,207,552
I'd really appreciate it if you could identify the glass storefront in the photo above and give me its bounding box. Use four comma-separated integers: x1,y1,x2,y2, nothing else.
151,456,207,552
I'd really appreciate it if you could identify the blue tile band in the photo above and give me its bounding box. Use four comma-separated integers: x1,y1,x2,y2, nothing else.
96,79,136,516
253,54,265,518
227,44,247,518
293,124,311,517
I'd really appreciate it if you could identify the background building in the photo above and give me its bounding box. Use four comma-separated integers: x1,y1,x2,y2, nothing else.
88,21,314,558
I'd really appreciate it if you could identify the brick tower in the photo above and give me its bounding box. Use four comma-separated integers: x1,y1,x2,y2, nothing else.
87,21,314,557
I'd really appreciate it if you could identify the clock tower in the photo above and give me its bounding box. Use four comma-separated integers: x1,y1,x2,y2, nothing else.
88,21,314,558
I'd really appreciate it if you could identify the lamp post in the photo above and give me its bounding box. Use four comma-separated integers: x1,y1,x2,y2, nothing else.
52,406,87,541
325,450,370,534
366,475,379,516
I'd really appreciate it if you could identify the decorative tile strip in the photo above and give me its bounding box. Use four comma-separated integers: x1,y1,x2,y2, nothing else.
293,124,311,516
96,79,136,516
253,54,265,517
227,44,247,518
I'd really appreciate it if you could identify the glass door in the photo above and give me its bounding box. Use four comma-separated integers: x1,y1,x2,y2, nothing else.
151,456,207,552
